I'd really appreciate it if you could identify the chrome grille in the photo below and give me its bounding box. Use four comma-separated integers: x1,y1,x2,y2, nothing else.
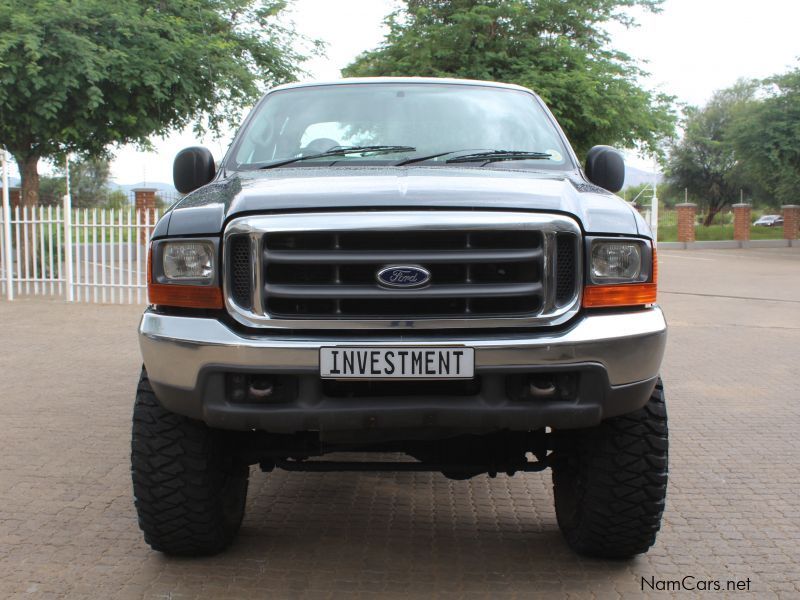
263,230,543,317
224,212,582,330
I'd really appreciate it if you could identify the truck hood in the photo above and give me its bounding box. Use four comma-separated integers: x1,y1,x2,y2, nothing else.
160,166,649,238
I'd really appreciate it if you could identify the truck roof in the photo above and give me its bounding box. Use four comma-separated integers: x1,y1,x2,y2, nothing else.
269,77,535,95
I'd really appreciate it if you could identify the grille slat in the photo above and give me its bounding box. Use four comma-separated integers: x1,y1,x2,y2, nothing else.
264,282,542,299
264,247,542,264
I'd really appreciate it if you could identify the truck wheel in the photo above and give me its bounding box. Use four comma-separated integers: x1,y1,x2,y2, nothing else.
551,379,668,558
131,368,249,555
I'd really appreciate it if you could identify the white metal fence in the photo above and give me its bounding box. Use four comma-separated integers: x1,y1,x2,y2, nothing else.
0,200,162,304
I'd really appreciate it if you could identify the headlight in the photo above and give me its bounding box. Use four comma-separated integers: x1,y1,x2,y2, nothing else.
588,239,650,284
148,238,222,309
162,241,214,281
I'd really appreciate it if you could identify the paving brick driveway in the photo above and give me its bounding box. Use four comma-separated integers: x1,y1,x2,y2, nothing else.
1,247,798,599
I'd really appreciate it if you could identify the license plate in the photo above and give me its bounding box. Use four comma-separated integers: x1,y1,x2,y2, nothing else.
320,347,475,379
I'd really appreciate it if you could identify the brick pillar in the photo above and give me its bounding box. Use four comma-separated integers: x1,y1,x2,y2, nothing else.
9,187,21,209
782,205,799,240
676,203,697,243
134,188,158,244
733,203,751,242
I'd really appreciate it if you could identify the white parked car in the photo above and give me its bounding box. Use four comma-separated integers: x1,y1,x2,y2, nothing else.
754,214,784,227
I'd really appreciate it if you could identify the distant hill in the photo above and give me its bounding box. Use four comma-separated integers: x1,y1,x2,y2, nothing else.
110,181,179,199
624,165,662,189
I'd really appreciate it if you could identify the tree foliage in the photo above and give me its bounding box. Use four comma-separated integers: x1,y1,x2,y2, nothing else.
342,0,676,158
38,174,67,208
104,189,130,211
70,157,114,208
664,82,757,226
35,157,114,208
727,68,800,207
0,0,312,206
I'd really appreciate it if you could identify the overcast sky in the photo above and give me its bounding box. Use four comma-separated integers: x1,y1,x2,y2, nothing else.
15,0,800,183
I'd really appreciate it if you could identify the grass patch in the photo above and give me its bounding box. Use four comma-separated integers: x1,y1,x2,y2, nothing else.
657,224,784,242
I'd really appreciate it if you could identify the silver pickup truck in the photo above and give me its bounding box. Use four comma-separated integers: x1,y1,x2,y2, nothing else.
132,77,668,559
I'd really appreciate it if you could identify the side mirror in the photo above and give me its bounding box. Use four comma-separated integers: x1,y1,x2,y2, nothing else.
585,145,625,193
173,146,216,194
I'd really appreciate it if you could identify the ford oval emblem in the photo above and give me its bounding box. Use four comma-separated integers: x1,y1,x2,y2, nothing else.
376,265,431,288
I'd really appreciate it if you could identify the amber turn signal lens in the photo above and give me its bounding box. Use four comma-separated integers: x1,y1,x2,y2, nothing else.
582,282,657,308
147,282,224,309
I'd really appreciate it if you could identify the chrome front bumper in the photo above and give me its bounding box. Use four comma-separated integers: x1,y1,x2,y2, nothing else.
140,308,665,390
139,309,666,437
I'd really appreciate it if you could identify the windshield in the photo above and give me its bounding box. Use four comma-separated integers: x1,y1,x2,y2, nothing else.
228,83,573,170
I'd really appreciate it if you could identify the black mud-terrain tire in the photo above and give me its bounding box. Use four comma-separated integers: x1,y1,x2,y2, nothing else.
552,379,668,558
131,368,249,556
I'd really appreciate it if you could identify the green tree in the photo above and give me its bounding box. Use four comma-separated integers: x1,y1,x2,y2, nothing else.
728,67,800,207
38,174,66,207
70,157,113,208
664,82,757,226
342,0,675,157
103,189,129,210
31,157,114,208
0,0,313,207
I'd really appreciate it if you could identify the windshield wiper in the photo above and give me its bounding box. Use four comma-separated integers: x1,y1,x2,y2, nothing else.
445,150,553,164
394,150,471,166
395,149,554,166
258,145,416,169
